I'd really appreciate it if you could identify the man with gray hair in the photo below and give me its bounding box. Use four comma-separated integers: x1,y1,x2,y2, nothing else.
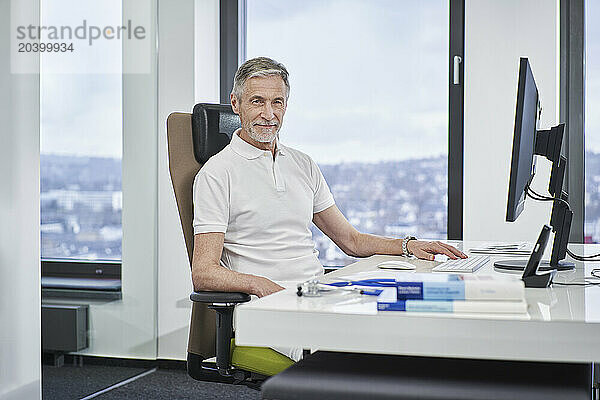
191,57,465,360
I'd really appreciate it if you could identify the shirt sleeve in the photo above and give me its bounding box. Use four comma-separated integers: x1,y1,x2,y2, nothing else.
310,158,335,214
192,167,230,234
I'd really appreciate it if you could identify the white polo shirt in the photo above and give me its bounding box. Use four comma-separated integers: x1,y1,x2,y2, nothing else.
192,130,335,283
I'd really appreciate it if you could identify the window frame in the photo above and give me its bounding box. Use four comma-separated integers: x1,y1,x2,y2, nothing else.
226,0,466,240
219,0,240,103
448,0,465,240
561,0,585,243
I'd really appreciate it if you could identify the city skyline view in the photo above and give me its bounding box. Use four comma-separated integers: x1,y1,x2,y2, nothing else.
40,150,600,263
40,153,447,266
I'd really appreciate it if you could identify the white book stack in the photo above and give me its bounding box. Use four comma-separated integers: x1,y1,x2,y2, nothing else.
374,273,527,314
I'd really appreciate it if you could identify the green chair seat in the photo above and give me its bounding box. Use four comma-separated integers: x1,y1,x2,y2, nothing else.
230,339,295,376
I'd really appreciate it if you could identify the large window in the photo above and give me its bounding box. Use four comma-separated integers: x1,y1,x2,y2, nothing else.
40,1,123,262
585,0,600,243
246,0,451,265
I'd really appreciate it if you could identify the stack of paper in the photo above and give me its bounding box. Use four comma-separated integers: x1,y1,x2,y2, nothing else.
468,242,533,256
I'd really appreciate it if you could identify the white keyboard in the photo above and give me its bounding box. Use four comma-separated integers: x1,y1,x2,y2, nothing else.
431,255,490,273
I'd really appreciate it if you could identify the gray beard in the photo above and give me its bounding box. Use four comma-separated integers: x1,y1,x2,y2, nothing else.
247,124,279,143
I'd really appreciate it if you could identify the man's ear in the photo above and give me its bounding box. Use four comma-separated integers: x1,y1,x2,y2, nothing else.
230,93,240,115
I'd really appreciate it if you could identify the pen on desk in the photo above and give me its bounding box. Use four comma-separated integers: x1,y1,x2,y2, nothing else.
359,289,383,296
296,283,383,297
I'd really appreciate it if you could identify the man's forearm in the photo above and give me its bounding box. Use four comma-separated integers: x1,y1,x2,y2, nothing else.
352,232,404,258
193,263,262,294
192,262,284,297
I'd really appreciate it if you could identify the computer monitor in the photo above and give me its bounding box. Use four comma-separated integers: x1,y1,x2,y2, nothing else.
494,58,574,272
506,58,541,222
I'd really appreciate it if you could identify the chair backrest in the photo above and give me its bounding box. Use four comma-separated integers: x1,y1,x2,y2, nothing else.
167,104,240,265
166,104,240,360
191,103,241,165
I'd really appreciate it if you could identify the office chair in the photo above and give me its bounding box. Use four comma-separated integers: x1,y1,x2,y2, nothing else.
166,103,294,385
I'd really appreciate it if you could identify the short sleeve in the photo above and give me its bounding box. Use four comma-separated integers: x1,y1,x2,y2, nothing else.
192,167,230,234
310,158,335,214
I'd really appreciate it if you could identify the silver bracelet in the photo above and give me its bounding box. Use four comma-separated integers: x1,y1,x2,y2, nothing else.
402,236,417,256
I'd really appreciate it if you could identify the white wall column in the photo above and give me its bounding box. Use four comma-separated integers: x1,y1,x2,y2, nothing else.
463,0,560,242
156,0,220,360
157,0,195,360
0,0,41,398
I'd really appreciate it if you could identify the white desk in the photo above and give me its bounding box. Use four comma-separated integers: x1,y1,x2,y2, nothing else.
236,242,600,364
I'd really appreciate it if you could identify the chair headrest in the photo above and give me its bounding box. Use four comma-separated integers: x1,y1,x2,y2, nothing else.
191,103,241,164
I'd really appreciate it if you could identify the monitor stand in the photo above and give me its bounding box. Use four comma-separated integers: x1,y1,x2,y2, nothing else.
497,123,576,273
493,259,574,272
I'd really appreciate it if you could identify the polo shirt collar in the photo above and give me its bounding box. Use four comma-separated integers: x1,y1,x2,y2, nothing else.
231,129,287,159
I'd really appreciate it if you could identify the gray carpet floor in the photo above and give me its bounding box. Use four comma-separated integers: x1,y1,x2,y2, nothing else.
95,369,260,400
42,364,147,399
42,364,260,400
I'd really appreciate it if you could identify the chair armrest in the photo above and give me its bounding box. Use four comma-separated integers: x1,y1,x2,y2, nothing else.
190,290,250,376
190,291,251,304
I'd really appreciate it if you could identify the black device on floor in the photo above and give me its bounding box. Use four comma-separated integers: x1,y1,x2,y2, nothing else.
494,57,574,272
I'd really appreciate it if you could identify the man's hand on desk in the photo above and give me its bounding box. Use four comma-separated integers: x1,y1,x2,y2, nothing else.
251,276,285,298
407,240,467,261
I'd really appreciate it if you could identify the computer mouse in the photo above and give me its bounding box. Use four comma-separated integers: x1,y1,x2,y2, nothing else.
376,260,416,270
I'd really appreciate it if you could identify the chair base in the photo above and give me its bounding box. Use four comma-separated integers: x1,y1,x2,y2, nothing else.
187,351,266,390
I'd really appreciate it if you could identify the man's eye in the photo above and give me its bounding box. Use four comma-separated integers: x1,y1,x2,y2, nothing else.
252,99,262,105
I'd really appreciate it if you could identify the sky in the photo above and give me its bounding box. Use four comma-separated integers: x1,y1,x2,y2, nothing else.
40,0,449,162
40,0,123,158
39,0,599,160
246,0,449,164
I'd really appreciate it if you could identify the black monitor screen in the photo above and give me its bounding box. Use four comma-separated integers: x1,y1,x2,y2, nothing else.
506,58,539,222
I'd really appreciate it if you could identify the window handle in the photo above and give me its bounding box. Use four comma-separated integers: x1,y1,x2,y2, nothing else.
453,55,462,85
